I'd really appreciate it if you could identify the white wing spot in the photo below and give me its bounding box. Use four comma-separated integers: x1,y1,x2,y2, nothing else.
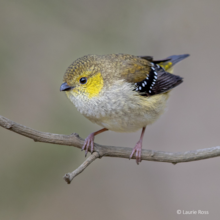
149,90,151,93
154,71,158,75
139,86,142,90
142,83,145,87
154,76,157,79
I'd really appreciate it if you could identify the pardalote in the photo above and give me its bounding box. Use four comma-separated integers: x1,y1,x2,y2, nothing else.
60,53,189,164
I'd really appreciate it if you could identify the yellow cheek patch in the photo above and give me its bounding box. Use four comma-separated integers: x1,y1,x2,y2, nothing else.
85,72,103,98
67,72,103,99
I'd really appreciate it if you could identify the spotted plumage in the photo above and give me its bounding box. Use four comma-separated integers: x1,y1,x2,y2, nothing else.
134,61,183,96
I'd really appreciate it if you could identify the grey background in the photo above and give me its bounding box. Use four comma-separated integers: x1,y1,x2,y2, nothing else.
0,0,220,219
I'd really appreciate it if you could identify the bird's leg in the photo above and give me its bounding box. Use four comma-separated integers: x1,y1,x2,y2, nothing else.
82,128,108,157
130,127,146,165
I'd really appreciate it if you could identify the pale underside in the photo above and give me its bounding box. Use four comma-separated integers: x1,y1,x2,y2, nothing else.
66,80,169,132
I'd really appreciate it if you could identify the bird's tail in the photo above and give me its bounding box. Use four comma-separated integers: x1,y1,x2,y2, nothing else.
155,54,189,73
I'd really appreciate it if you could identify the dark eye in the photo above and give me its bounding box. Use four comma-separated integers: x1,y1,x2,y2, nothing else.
79,77,87,84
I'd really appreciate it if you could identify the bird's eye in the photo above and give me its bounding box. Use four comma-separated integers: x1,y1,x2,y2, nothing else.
79,77,87,84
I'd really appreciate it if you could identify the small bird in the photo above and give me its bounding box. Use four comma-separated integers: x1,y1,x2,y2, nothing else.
60,53,189,164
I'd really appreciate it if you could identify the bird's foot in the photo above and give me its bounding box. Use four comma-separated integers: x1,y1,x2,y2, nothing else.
81,128,108,157
81,133,95,157
130,140,142,165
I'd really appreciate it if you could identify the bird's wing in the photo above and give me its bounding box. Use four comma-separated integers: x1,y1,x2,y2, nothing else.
133,62,183,96
120,56,183,97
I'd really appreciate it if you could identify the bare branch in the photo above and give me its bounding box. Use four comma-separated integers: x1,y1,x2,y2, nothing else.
63,152,99,184
1,115,220,183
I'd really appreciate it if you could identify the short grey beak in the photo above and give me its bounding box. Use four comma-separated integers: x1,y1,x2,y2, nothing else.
60,82,73,91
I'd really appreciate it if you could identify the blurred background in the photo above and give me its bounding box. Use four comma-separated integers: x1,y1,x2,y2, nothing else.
0,0,220,219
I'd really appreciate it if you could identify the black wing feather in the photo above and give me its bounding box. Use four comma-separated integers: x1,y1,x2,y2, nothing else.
139,55,171,64
138,56,153,61
135,64,183,96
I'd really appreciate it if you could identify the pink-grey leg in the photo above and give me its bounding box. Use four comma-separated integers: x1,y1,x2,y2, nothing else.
129,127,146,165
82,128,108,157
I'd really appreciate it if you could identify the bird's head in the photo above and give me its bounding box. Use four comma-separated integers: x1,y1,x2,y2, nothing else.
60,55,104,100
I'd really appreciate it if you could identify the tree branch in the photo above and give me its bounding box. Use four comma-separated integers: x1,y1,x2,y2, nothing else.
63,152,99,184
1,115,220,184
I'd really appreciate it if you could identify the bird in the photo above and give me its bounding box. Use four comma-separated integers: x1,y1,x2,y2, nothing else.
60,53,189,164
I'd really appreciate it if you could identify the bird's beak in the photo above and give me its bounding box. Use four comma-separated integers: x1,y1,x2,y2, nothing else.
60,82,74,91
